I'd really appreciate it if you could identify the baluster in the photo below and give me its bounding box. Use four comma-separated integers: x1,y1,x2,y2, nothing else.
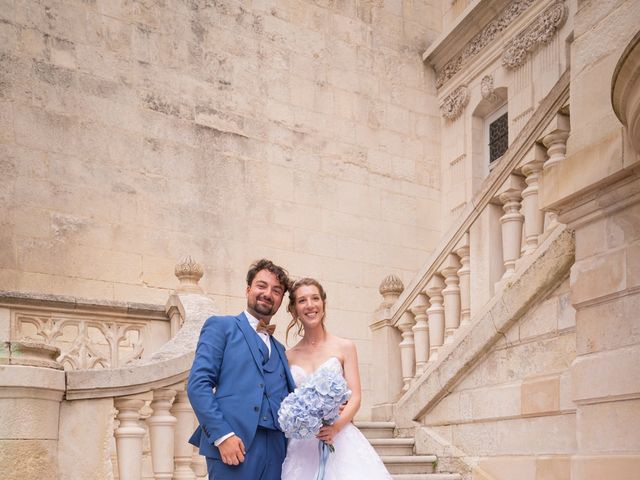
410,293,430,377
114,397,147,480
148,388,177,479
440,253,462,343
541,113,570,169
454,233,471,326
521,154,546,255
171,388,197,479
498,175,526,280
397,311,416,392
426,275,445,361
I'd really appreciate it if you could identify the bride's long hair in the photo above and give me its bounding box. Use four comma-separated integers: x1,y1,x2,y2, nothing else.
285,277,327,344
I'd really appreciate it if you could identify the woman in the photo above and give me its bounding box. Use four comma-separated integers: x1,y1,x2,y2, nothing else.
280,278,392,479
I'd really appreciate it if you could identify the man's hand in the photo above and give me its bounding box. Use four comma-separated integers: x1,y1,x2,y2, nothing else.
218,435,246,465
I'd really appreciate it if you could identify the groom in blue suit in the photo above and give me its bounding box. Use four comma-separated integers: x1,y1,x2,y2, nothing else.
188,259,295,479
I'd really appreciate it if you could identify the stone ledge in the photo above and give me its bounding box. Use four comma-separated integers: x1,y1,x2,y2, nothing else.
393,226,575,428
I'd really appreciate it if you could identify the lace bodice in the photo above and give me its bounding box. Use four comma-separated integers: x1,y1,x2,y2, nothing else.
289,356,342,387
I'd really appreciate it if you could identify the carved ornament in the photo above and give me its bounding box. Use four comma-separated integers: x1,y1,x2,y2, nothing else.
436,0,536,88
502,1,567,69
481,75,499,103
440,85,470,121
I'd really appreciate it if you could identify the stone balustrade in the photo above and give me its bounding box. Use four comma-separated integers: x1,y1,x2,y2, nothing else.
0,256,215,480
370,72,571,417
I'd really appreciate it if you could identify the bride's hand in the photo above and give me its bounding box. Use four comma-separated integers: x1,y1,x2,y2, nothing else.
317,423,341,444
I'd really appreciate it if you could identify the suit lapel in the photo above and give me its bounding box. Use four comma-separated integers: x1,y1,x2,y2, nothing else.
235,313,264,373
272,339,296,392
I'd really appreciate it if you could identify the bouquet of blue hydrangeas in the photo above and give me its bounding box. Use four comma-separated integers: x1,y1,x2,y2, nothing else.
278,366,351,480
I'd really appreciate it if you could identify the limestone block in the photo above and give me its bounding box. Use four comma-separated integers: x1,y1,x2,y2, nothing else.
0,439,58,480
478,456,536,480
570,248,626,306
627,242,640,289
576,399,640,453
521,374,560,416
58,398,115,480
575,294,640,354
571,454,640,480
574,217,607,260
518,295,559,341
535,455,571,480
0,308,8,343
571,346,640,405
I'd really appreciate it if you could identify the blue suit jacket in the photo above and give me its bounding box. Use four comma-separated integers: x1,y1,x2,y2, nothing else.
187,313,295,459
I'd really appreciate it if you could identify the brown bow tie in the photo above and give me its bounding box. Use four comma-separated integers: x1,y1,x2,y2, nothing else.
256,320,276,335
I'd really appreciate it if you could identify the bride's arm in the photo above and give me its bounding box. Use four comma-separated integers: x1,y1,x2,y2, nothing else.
317,340,361,443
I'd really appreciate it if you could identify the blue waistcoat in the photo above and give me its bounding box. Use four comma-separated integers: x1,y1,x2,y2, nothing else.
256,336,289,430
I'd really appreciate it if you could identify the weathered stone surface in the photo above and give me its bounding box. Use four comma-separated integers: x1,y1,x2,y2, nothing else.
0,439,59,480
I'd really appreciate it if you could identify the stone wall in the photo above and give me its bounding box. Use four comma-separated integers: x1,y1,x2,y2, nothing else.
421,278,577,479
0,0,443,415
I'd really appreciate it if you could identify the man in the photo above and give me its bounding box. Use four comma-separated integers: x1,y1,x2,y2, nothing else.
188,259,295,479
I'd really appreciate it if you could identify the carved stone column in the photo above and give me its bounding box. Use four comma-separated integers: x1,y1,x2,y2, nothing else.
521,146,546,255
410,293,430,377
426,275,445,361
397,310,416,392
454,233,471,326
114,397,147,480
440,254,462,343
148,388,177,479
497,175,526,280
171,388,197,480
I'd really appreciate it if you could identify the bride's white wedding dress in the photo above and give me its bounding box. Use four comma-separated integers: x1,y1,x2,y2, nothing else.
281,357,392,480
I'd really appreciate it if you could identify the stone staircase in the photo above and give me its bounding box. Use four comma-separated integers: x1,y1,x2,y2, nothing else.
356,421,461,480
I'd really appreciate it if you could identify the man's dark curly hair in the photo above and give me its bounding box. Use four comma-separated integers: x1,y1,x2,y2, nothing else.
246,259,290,293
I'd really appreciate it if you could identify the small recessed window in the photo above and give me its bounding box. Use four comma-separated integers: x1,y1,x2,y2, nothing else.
489,111,508,164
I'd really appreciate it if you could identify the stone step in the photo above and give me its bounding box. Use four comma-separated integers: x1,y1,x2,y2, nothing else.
381,455,437,475
369,437,415,455
392,474,462,480
354,421,396,438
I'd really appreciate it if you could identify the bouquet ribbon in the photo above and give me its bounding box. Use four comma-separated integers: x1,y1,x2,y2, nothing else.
314,441,331,480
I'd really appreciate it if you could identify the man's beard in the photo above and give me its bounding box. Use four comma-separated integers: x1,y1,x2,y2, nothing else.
251,297,275,317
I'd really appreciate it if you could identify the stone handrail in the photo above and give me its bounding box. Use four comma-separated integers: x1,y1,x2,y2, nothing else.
387,70,570,329
370,70,572,416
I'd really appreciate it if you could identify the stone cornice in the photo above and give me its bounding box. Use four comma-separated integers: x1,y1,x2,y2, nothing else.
502,1,568,69
426,0,537,89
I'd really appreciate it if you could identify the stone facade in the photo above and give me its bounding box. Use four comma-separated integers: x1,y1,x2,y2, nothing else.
1,0,639,479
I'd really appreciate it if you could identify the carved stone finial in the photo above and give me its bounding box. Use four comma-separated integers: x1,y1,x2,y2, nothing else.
502,1,568,69
175,256,204,292
440,85,470,121
379,274,404,306
481,75,499,103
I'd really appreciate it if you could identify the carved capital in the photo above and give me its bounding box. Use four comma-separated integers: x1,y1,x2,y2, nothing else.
502,1,567,69
440,85,470,121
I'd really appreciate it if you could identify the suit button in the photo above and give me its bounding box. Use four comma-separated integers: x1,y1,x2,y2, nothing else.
259,383,264,388
254,406,259,412
262,416,268,421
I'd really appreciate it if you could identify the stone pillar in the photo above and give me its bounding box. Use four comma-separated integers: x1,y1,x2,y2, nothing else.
454,234,471,325
426,275,445,361
114,396,147,480
440,253,462,343
397,310,416,393
0,342,65,480
520,145,546,256
172,389,197,480
148,388,177,480
497,175,526,282
410,293,430,377
370,275,404,419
